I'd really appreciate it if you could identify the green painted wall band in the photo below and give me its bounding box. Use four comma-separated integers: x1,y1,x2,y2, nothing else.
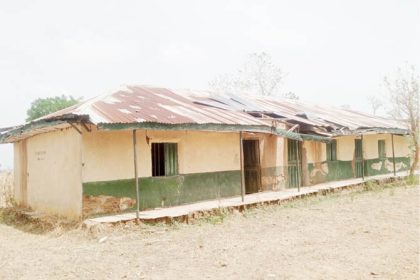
83,170,241,210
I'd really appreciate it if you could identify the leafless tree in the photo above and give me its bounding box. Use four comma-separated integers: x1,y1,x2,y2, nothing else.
384,64,419,176
283,91,299,100
209,52,297,99
367,95,383,115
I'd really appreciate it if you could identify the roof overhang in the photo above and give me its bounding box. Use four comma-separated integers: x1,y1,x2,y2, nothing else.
0,114,90,144
97,122,332,143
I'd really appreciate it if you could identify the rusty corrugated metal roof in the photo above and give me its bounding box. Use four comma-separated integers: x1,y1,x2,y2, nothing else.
39,86,267,126
0,85,408,144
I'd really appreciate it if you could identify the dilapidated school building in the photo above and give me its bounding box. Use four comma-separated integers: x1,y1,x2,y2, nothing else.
0,86,411,219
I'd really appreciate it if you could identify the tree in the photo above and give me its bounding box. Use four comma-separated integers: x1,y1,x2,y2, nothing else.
209,52,297,99
367,95,383,115
384,64,419,176
26,95,80,121
283,91,300,100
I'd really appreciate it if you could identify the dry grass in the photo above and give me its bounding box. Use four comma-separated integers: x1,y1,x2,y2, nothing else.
0,170,13,208
0,207,80,235
0,180,418,279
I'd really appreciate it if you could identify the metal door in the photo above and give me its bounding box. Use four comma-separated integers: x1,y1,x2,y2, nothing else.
287,139,302,188
354,139,363,178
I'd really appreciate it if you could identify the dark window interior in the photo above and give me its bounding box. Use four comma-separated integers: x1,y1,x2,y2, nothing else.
378,140,386,159
151,143,178,177
326,140,337,161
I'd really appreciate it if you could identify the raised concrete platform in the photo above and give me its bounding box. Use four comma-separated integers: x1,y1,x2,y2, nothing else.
85,171,412,225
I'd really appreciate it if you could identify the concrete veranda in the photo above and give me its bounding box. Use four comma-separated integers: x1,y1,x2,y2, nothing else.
85,171,415,225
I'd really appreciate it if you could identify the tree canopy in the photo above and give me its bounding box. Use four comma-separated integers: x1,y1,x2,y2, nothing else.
26,95,80,121
209,52,298,99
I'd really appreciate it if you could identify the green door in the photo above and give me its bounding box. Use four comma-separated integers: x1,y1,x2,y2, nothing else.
354,139,363,178
287,139,302,188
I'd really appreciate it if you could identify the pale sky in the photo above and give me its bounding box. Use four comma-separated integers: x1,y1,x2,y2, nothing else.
0,0,419,168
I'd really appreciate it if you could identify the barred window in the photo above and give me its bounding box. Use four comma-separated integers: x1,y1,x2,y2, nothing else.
326,140,337,161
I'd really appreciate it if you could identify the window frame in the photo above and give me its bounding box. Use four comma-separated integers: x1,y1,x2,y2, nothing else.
326,139,337,161
151,142,178,177
378,139,386,159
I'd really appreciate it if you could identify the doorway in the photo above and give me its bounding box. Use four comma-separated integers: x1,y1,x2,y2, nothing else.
243,139,261,194
354,139,363,178
287,139,302,188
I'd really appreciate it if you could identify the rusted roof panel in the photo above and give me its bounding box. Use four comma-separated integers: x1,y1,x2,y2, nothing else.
39,86,267,126
1,85,408,144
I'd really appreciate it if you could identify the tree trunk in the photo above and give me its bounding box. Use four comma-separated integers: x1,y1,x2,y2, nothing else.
410,142,419,176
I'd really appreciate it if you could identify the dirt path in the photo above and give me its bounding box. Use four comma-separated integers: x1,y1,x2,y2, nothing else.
0,185,419,280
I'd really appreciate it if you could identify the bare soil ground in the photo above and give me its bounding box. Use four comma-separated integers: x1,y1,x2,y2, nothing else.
0,184,419,280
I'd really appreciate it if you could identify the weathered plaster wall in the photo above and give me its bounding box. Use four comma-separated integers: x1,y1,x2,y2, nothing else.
81,129,243,214
336,136,356,161
306,134,411,184
363,134,387,159
81,129,240,183
335,134,409,160
362,134,410,175
25,128,82,219
82,129,288,214
302,141,327,186
303,141,326,164
243,133,286,191
391,135,411,158
178,130,240,174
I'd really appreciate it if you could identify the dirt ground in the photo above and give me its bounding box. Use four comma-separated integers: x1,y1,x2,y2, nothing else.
0,184,419,280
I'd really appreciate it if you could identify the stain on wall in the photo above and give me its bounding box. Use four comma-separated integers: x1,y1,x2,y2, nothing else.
307,156,410,185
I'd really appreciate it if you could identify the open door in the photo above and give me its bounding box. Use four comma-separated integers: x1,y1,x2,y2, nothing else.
243,140,261,194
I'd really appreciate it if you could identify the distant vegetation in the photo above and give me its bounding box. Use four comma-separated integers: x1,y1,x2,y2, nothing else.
26,95,81,121
384,64,419,176
209,52,298,99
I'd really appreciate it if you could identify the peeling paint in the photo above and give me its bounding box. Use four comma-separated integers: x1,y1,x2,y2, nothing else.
371,161,383,171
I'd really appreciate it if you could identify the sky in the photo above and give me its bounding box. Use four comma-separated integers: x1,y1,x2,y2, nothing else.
0,0,419,169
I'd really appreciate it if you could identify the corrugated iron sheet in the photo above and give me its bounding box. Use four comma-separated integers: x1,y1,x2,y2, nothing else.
0,85,408,143
38,85,405,131
194,94,405,131
39,86,267,126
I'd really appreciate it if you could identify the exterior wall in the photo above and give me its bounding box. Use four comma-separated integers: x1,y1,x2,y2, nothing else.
82,129,289,215
11,125,412,219
243,133,286,191
362,134,410,176
82,129,243,215
24,128,82,219
82,129,240,182
302,141,326,186
303,141,326,164
306,134,410,185
336,135,355,161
